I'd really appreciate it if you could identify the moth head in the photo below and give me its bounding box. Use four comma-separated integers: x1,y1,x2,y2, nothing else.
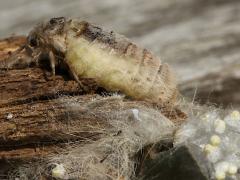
27,17,67,53
44,17,66,35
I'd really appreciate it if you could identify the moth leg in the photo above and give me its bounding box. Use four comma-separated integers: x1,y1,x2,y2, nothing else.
69,65,88,92
32,51,41,67
49,51,56,76
26,45,42,67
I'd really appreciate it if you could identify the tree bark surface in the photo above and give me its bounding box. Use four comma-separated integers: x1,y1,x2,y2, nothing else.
0,37,186,164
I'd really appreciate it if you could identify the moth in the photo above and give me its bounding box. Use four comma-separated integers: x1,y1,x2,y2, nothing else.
27,17,178,105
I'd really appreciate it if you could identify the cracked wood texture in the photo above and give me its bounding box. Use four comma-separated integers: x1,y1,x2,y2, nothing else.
0,36,186,177
1,0,239,107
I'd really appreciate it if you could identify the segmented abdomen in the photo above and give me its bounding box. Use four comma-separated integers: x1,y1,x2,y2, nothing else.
66,21,177,104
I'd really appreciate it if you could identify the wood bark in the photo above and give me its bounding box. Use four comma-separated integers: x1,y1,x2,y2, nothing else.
0,37,185,165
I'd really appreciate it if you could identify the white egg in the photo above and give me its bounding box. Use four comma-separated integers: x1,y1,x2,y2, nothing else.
205,146,221,163
224,110,240,123
215,170,226,180
230,111,240,121
210,135,221,146
214,119,226,134
204,144,216,154
52,163,66,179
227,164,238,175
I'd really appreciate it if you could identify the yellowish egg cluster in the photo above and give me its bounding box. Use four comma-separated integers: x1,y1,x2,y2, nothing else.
176,110,240,180
201,111,240,179
215,161,238,180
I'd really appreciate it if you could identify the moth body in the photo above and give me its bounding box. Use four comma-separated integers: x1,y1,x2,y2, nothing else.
27,17,178,105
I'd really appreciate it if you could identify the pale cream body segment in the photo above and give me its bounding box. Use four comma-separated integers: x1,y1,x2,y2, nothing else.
66,36,174,103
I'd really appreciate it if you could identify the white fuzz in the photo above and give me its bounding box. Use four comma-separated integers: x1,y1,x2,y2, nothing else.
48,95,175,180
174,124,197,144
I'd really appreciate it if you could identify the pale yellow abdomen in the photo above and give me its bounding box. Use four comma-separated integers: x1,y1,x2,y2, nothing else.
66,37,176,104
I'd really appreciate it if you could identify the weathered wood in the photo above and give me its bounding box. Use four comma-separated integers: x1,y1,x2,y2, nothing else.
0,68,83,107
0,36,26,60
0,95,107,146
0,37,186,164
0,146,58,161
0,37,101,161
